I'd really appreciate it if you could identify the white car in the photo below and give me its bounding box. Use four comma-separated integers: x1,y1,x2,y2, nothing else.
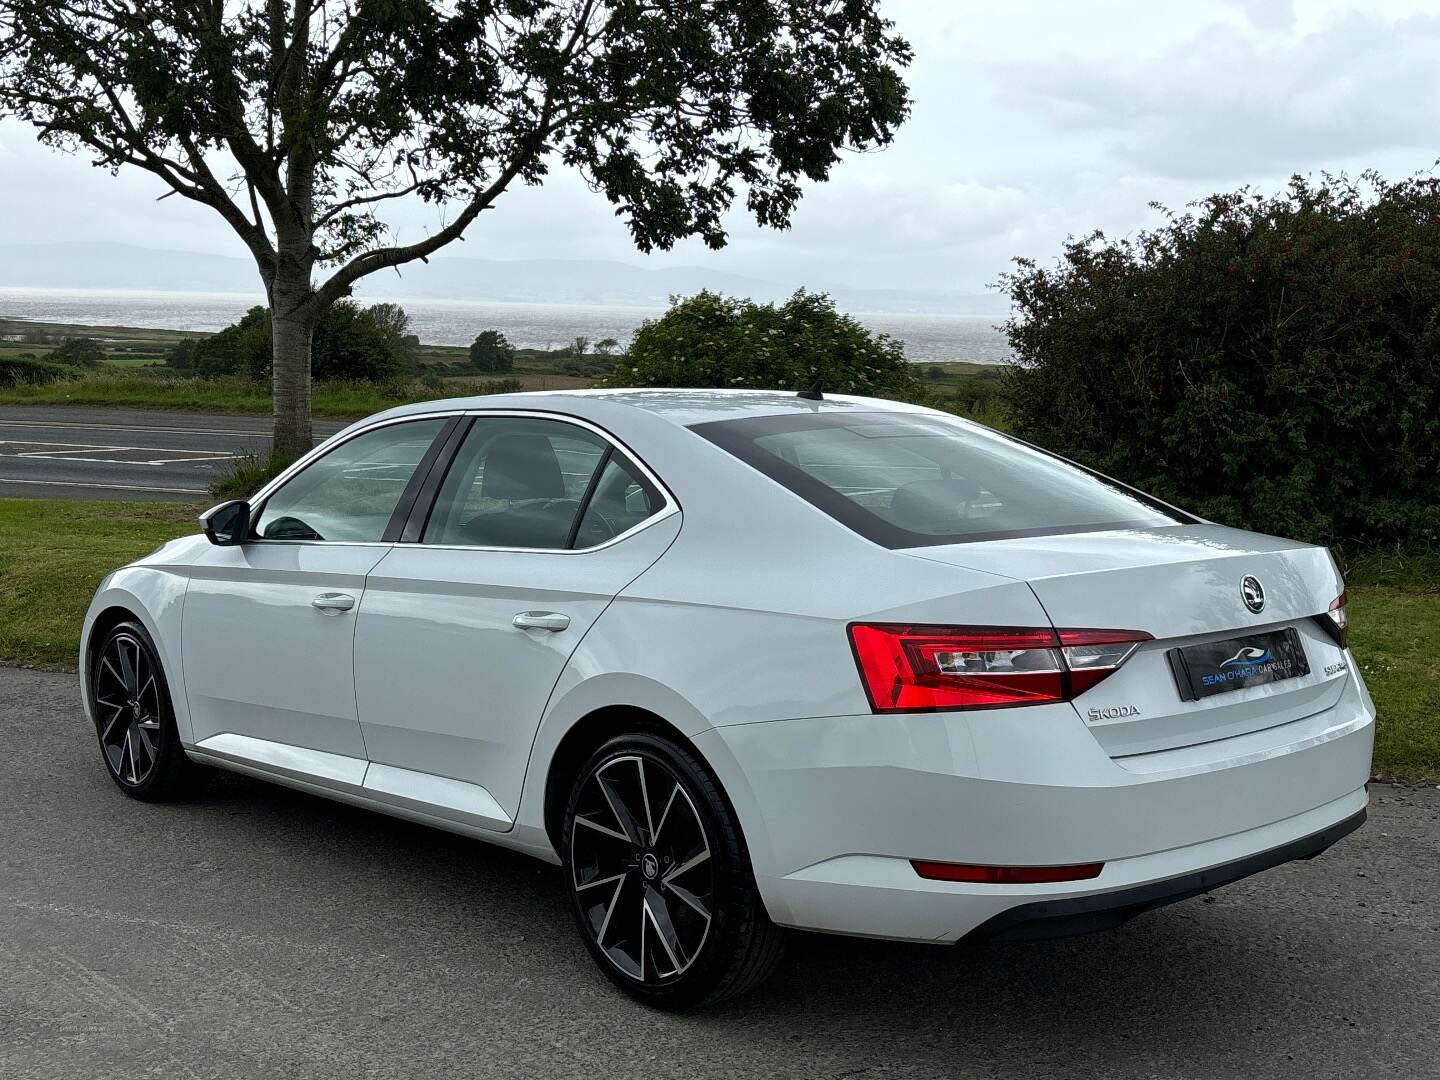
81,389,1374,1008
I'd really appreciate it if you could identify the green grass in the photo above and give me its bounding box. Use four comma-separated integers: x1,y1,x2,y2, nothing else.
1347,587,1440,779
209,452,293,501
0,371,444,417
0,499,197,667
1,497,1435,778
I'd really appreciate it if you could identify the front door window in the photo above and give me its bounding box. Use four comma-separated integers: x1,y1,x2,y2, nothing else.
254,419,448,542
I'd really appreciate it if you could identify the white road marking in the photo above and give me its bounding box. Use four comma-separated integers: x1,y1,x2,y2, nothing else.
0,477,208,494
16,445,130,456
0,417,267,437
0,439,238,466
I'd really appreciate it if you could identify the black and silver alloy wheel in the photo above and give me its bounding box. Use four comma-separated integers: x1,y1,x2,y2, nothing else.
562,732,786,1008
94,631,164,786
89,620,211,801
570,753,715,983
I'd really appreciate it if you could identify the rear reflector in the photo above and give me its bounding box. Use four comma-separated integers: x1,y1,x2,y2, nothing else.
848,624,1151,713
911,860,1105,884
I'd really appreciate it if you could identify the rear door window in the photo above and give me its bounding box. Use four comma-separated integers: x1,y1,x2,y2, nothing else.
691,411,1185,547
420,416,665,550
423,417,609,549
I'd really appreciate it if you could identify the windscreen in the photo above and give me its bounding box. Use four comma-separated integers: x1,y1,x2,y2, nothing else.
691,411,1186,547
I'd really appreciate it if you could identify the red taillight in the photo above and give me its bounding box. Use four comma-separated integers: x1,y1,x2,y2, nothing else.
1324,591,1349,648
911,859,1104,884
847,624,1151,713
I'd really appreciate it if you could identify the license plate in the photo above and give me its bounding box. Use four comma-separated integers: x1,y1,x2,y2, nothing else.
1167,628,1309,701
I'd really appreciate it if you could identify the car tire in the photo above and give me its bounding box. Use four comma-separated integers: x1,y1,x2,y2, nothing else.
89,620,212,801
562,731,786,1009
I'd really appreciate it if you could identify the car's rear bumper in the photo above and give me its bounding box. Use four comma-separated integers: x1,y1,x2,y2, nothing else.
694,673,1374,943
967,805,1366,944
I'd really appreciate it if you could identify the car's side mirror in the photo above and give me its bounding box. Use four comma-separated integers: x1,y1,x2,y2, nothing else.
200,500,251,546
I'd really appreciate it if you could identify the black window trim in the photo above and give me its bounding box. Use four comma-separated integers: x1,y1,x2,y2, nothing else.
690,410,1200,549
398,416,474,543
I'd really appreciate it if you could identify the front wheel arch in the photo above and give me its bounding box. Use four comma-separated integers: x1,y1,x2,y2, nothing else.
85,604,143,682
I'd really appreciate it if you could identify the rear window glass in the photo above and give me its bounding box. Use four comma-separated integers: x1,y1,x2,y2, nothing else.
691,411,1185,547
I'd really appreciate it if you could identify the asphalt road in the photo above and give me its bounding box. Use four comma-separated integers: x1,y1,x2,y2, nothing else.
2,665,1437,1080
0,406,348,501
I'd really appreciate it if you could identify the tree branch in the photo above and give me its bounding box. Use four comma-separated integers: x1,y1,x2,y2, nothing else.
314,180,428,226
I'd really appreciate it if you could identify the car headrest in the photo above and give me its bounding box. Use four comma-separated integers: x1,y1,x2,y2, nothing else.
887,476,983,533
481,433,565,500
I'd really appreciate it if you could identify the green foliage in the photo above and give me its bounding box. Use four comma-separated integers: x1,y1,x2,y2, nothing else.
1000,173,1440,548
0,355,69,386
312,301,417,382
167,307,272,378
167,302,416,383
932,371,1007,429
594,337,620,357
209,452,294,501
612,290,920,398
468,330,516,373
560,355,616,378
470,377,524,395
48,336,106,366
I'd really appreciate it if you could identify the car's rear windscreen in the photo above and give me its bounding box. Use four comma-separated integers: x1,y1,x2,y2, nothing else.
691,411,1187,548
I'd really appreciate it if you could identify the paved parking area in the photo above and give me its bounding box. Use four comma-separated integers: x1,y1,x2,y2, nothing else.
2,665,1437,1079
0,407,347,500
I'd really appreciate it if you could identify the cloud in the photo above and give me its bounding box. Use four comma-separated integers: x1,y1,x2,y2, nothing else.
1004,10,1440,181
4,2,1440,297
1228,0,1299,32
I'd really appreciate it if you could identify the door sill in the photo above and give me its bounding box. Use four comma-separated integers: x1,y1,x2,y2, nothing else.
190,734,512,832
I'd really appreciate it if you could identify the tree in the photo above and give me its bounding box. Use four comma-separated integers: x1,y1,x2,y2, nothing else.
999,173,1440,547
593,337,619,356
570,335,590,358
1,3,911,459
168,306,274,379
48,336,106,367
468,330,516,373
613,289,918,398
167,301,416,382
311,300,417,381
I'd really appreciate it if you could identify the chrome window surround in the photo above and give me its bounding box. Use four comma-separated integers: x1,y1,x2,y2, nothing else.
242,408,680,554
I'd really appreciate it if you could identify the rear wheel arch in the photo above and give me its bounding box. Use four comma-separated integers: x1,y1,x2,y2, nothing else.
543,704,698,852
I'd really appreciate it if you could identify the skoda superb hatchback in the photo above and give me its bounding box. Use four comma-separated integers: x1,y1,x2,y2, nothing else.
81,389,1373,1008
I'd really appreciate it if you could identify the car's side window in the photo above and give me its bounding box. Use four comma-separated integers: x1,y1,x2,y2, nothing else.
252,418,448,542
571,453,664,549
422,417,612,549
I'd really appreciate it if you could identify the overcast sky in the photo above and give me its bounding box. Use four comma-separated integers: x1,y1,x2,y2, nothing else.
3,0,1440,295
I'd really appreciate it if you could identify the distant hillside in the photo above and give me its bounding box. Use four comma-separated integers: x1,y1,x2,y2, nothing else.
0,241,1008,317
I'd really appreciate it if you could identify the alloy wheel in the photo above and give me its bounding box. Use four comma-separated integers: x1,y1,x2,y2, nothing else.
570,753,715,983
94,632,163,786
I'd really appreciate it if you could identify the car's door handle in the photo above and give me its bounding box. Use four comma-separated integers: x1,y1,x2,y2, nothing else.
311,592,357,614
512,611,570,632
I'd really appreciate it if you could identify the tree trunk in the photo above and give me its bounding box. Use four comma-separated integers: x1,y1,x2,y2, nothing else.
269,270,315,462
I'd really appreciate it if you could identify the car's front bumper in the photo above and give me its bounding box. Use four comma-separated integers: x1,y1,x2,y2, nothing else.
694,674,1374,943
